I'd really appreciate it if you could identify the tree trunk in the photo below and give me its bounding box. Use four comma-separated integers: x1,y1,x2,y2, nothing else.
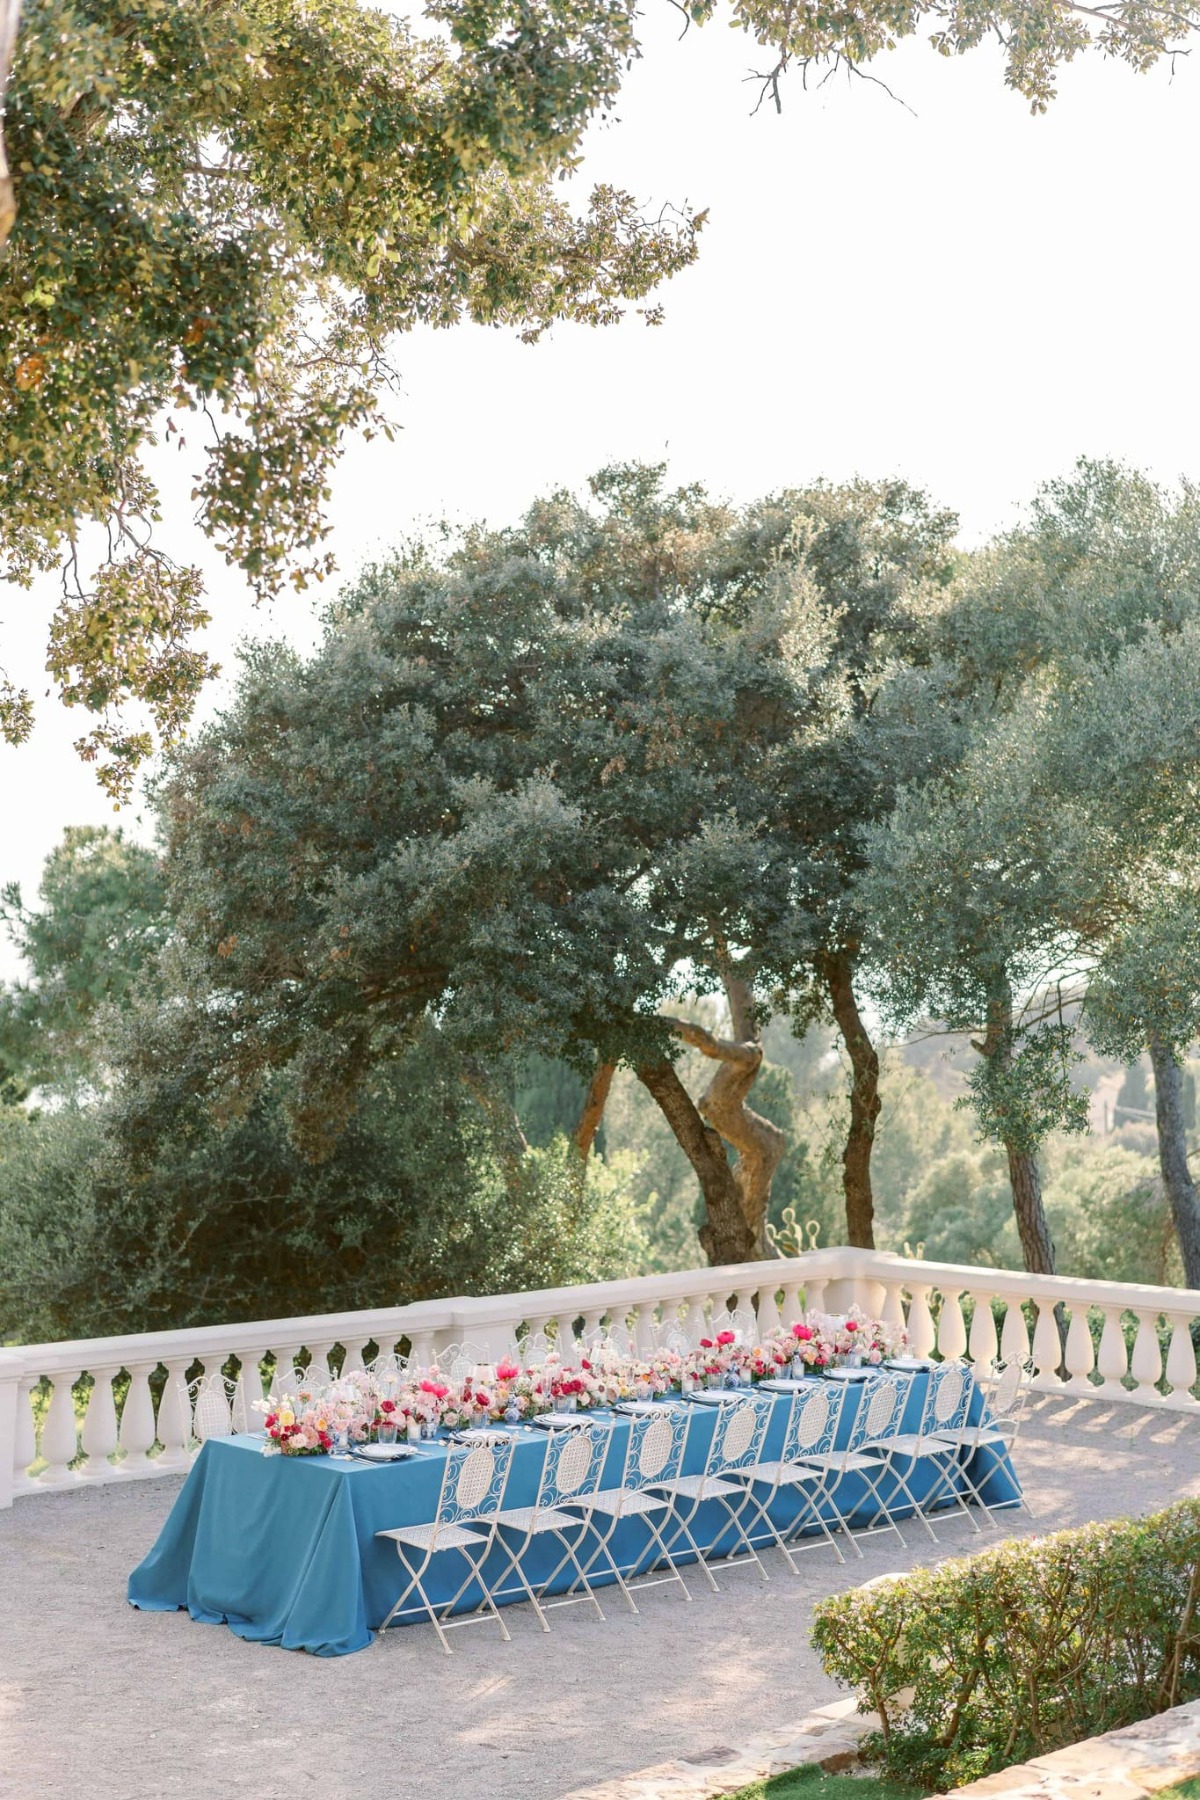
0,1,21,251
975,983,1057,1276
636,1060,758,1265
1005,1142,1056,1275
1148,1030,1200,1289
573,1061,615,1162
821,951,880,1249
660,977,785,1258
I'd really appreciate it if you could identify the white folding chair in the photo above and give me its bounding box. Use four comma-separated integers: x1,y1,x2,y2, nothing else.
483,1422,614,1632
376,1435,516,1654
649,1393,774,1591
179,1371,239,1448
563,1405,695,1611
729,1380,850,1570
928,1357,1034,1525
859,1361,979,1543
517,1329,552,1370
789,1373,910,1556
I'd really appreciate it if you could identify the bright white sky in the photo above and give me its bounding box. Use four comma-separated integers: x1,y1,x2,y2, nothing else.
2,8,1199,979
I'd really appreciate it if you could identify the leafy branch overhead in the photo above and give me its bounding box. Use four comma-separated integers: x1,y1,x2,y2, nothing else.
0,0,702,797
3,0,1199,798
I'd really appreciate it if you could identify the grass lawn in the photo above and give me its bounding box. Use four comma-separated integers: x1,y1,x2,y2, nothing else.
719,1761,926,1800
1155,1783,1200,1800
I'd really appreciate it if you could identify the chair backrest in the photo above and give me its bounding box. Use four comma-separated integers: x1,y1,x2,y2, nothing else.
922,1360,973,1436
782,1380,842,1464
983,1357,1031,1423
709,1304,759,1347
846,1374,906,1452
182,1372,238,1444
434,1436,516,1529
518,1329,552,1370
435,1341,488,1383
622,1405,692,1492
366,1351,409,1392
534,1422,612,1511
655,1318,692,1358
705,1395,772,1476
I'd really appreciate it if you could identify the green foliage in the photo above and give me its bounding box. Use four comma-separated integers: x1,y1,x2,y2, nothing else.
0,1036,644,1340
813,1501,1200,1790
963,1021,1090,1157
1,0,700,794
0,825,166,1095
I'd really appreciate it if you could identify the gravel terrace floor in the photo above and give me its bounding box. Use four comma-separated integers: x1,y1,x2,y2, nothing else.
3,1395,1200,1800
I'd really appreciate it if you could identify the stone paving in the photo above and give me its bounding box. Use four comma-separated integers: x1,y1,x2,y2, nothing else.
953,1698,1200,1800
3,1394,1200,1800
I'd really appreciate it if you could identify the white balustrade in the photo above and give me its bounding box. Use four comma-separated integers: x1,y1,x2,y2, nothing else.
7,1246,1200,1505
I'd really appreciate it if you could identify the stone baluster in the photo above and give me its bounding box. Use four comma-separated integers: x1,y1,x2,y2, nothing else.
937,1290,968,1360
155,1359,193,1468
879,1282,907,1339
633,1306,658,1356
38,1369,83,1485
307,1342,335,1384
1064,1307,1096,1393
905,1285,936,1358
79,1366,121,1480
1163,1313,1198,1409
755,1283,782,1338
780,1288,805,1332
1031,1301,1064,1389
580,1308,606,1347
270,1346,302,1399
232,1351,265,1433
680,1295,708,1347
733,1286,757,1342
13,1373,39,1497
966,1292,999,1369
408,1329,437,1373
999,1299,1032,1365
1096,1308,1129,1394
1130,1311,1164,1403
340,1340,368,1376
119,1363,159,1472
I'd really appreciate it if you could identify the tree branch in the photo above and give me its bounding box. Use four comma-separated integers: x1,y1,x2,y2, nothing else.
573,1060,615,1160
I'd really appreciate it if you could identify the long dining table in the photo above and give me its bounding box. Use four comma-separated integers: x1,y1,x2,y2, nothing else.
128,1370,1021,1656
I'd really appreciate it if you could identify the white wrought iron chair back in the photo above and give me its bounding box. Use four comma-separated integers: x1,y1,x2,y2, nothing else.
433,1437,516,1534
366,1350,409,1392
517,1329,552,1370
180,1371,240,1445
435,1341,489,1384
922,1360,974,1437
623,1405,691,1491
781,1380,843,1463
591,1319,634,1358
706,1394,772,1477
985,1356,1031,1420
846,1374,906,1452
708,1303,758,1346
655,1317,693,1357
534,1421,611,1512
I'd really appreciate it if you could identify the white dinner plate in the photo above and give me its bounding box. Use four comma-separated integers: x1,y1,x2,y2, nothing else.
822,1367,873,1382
886,1357,933,1372
352,1442,419,1462
530,1414,591,1429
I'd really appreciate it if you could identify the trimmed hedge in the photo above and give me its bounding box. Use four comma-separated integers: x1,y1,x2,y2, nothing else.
812,1501,1200,1791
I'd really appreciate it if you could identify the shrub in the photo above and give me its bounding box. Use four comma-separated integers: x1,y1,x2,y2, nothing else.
812,1502,1200,1791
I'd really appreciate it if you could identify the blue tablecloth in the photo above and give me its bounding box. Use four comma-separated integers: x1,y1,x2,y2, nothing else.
128,1374,1020,1655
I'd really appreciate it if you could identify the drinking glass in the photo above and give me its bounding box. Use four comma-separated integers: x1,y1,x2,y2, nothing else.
377,1419,398,1447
